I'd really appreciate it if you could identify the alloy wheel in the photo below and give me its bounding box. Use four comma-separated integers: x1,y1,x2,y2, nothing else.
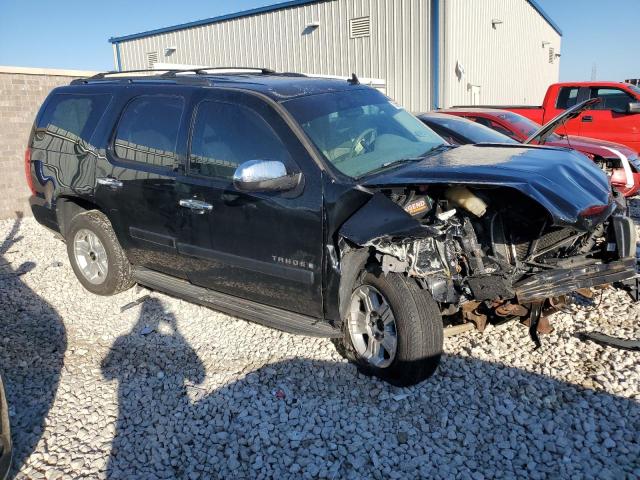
73,228,109,285
348,285,398,368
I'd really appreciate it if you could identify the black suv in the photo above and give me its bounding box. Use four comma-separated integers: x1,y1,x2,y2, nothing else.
27,69,637,386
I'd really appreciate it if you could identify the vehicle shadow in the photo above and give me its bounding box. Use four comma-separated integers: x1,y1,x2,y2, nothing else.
101,299,640,479
0,216,67,478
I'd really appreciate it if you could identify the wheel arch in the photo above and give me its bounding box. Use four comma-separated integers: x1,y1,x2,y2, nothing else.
56,196,107,238
337,247,373,324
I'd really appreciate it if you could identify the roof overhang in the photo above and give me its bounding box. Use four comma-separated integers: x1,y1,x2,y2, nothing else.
526,0,563,36
108,0,562,45
109,0,335,44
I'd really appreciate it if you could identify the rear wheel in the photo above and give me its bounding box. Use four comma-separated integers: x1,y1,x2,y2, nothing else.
335,270,443,387
66,210,134,296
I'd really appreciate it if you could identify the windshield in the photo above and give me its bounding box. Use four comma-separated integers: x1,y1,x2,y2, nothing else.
495,111,561,142
628,84,640,97
283,89,445,178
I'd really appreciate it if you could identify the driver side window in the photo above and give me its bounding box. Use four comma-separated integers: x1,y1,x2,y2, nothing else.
189,101,292,180
590,88,634,112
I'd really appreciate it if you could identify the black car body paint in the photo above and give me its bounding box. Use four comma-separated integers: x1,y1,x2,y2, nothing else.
26,72,637,341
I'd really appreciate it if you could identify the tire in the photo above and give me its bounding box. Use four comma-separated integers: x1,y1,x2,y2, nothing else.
334,270,443,387
66,210,134,296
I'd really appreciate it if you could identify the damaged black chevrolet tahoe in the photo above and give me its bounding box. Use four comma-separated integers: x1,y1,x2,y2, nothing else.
27,69,637,386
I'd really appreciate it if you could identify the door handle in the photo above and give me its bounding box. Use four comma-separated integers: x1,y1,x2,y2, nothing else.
96,177,123,189
582,115,593,123
179,198,213,213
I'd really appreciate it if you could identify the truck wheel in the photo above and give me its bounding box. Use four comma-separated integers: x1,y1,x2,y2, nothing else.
66,210,134,296
335,270,443,387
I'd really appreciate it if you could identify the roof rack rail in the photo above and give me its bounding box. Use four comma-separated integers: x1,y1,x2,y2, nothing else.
87,67,277,78
278,72,309,77
157,66,277,77
83,67,277,81
196,66,276,74
85,69,184,80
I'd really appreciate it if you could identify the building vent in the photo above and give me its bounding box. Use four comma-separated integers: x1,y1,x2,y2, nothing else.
548,47,555,64
146,51,159,69
349,17,371,38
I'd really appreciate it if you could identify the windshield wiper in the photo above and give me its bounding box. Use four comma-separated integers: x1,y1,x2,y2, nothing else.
420,143,456,157
364,157,423,177
360,144,453,178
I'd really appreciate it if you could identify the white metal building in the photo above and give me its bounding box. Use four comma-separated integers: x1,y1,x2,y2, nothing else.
109,0,562,111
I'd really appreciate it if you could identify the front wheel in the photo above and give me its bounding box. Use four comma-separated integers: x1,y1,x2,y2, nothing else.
334,271,443,387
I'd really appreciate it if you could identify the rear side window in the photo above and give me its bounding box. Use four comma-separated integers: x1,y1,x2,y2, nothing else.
37,93,111,143
189,101,292,180
114,96,184,169
471,117,518,140
428,125,462,145
556,87,579,109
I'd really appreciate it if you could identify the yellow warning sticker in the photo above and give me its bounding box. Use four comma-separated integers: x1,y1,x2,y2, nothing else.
404,198,428,216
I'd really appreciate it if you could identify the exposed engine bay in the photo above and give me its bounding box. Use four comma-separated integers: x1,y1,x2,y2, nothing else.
339,184,637,343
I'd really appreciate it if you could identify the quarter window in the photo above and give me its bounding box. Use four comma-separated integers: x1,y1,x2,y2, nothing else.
589,88,634,112
556,87,580,109
114,96,184,168
37,93,111,142
189,101,291,180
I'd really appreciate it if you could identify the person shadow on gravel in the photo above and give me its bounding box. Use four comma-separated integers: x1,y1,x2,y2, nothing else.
101,298,205,479
0,215,67,478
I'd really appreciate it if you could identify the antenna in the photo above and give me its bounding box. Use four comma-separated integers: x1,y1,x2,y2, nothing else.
591,63,597,81
347,73,360,85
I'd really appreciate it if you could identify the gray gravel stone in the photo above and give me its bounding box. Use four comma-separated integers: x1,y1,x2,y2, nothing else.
1,217,639,479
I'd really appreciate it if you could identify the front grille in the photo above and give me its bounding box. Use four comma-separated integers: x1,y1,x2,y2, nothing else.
537,228,576,251
513,227,576,261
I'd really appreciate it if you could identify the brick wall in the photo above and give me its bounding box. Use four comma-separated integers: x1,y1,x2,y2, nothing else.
0,66,97,219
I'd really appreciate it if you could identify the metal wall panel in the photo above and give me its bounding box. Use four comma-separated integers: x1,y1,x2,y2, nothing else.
116,0,433,112
115,0,560,111
442,0,561,107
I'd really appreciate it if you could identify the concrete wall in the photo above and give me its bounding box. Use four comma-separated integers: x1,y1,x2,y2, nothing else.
0,66,96,219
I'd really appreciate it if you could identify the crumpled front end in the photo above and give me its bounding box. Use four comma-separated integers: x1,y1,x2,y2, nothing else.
339,183,637,335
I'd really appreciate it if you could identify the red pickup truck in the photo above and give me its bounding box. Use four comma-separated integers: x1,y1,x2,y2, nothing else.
458,82,640,153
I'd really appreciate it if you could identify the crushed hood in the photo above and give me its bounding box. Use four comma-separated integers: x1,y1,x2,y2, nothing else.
362,144,614,228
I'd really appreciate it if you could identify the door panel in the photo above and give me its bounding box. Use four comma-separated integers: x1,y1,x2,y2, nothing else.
94,165,190,278
580,87,640,150
176,90,324,317
93,88,193,278
177,181,322,316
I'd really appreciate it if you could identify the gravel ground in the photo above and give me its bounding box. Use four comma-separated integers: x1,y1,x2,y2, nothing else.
1,216,639,480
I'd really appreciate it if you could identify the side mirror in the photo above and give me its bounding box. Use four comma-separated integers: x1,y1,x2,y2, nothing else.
628,102,640,114
233,160,301,193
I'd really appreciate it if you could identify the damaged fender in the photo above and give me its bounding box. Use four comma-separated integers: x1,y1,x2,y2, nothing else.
338,192,437,245
338,193,465,303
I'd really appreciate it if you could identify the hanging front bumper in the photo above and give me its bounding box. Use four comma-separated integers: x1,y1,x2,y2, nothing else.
514,257,637,303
